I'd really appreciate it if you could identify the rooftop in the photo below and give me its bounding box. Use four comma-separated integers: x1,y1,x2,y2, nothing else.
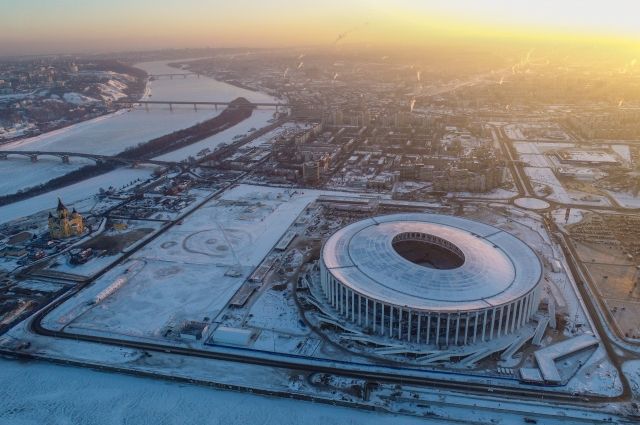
322,213,542,312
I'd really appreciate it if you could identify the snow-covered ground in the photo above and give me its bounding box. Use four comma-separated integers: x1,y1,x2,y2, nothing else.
504,124,571,143
46,186,338,340
0,189,629,422
611,144,632,166
524,166,609,206
447,188,517,200
514,197,550,210
623,360,640,398
0,359,441,425
551,207,586,226
525,167,571,201
514,141,618,206
605,190,640,208
63,92,99,105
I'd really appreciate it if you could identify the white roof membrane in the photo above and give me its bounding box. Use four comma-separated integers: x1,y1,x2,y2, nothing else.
322,214,542,312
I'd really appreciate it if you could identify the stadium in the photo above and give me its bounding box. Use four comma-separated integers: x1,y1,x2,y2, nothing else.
319,213,542,347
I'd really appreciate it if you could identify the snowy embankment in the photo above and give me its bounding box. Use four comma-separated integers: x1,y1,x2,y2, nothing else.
0,358,431,425
154,110,276,161
62,92,99,105
0,167,154,224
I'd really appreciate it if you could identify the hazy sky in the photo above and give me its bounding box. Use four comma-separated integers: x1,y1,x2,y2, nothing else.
1,0,639,56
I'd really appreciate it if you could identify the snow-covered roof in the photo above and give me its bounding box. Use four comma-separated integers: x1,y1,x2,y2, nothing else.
211,326,253,346
534,334,598,384
322,213,542,313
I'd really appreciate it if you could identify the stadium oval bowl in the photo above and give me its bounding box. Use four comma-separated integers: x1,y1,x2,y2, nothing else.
320,213,542,346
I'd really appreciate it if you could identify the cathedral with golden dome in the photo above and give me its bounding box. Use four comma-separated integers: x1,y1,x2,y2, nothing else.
48,198,84,239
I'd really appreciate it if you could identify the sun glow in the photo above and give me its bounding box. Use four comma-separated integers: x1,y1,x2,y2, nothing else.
0,0,639,55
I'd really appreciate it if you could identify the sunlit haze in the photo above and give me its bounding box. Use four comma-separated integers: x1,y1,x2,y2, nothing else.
2,0,640,55
2,2,640,425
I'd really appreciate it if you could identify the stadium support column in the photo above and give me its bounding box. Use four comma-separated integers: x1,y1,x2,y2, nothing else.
407,311,412,342
426,314,431,345
530,292,535,319
372,302,377,333
532,286,541,315
365,298,369,328
497,307,504,337
343,286,347,316
490,308,496,340
445,314,451,346
482,310,488,341
520,297,525,328
332,279,336,307
344,289,351,320
389,306,394,337
504,304,511,336
416,314,421,344
521,295,530,327
325,270,329,295
351,290,355,321
435,315,441,346
328,278,334,307
345,288,350,319
343,288,347,317
344,287,348,316
511,300,520,332
464,314,469,345
455,314,461,345
473,311,479,343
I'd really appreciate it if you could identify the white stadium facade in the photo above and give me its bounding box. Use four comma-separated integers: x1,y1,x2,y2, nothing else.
319,214,542,347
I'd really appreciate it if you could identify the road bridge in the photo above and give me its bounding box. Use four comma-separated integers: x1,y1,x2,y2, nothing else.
0,150,184,169
114,99,291,112
148,73,200,80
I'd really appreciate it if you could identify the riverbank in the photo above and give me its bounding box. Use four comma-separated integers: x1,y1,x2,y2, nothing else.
0,59,279,217
0,98,255,206
0,61,148,146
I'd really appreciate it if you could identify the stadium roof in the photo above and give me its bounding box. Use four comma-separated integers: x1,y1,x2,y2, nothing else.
322,213,542,312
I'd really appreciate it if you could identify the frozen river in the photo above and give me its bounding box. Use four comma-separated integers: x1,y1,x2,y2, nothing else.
0,59,279,219
0,359,441,425
1,60,277,156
